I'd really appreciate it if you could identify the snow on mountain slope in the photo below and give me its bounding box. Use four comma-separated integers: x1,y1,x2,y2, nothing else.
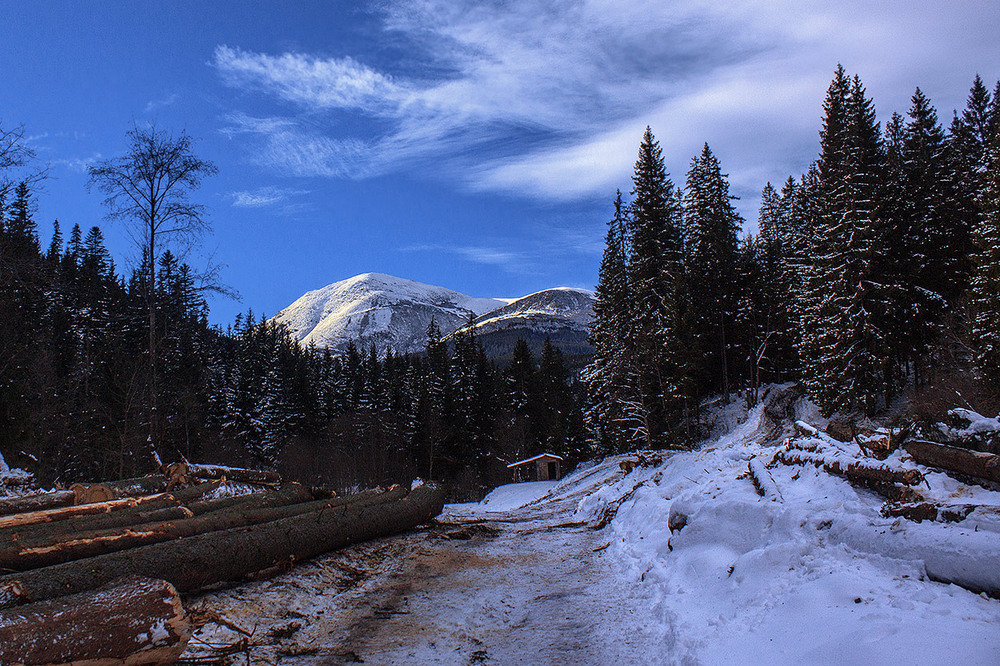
456,287,594,337
274,273,503,355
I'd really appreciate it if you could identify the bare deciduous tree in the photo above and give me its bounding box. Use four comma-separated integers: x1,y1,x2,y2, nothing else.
88,123,217,464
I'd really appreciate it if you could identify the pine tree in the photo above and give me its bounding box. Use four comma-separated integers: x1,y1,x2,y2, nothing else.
626,127,686,444
802,69,886,415
583,190,643,452
683,143,743,398
972,119,1000,387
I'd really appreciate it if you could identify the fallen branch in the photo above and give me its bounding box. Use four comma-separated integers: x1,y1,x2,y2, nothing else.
0,576,191,665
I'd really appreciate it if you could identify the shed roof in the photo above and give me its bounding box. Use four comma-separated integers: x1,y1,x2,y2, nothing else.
506,453,564,469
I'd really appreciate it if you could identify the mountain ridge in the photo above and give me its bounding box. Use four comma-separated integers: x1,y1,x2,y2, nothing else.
273,273,594,360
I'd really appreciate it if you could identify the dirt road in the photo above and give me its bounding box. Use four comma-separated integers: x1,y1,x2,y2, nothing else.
185,460,655,664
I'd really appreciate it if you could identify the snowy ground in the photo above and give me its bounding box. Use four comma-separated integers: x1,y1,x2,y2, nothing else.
185,388,1000,664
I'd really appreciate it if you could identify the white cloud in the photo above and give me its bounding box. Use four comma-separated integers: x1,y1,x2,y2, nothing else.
211,0,1000,211
144,94,178,113
229,186,308,208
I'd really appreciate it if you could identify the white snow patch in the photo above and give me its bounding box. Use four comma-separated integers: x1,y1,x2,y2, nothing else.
477,481,557,511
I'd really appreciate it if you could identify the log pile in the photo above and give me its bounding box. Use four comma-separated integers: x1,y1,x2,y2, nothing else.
765,420,1000,526
0,463,444,664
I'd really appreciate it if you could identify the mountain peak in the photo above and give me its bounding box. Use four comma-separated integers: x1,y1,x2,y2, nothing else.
274,274,595,360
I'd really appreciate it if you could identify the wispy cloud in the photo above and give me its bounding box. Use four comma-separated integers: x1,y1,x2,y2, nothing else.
144,94,178,113
401,243,532,273
228,185,308,208
51,153,103,173
211,1,1000,207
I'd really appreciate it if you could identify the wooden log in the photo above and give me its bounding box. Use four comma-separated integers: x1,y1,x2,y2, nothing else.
905,439,1000,483
187,463,281,485
0,493,169,531
0,490,75,517
103,474,170,497
0,485,444,604
0,480,224,545
882,501,980,523
0,581,29,608
747,457,782,502
0,486,407,571
773,448,923,487
0,576,190,665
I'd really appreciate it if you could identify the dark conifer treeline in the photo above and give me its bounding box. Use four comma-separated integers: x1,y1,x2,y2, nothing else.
0,180,586,497
586,69,1000,452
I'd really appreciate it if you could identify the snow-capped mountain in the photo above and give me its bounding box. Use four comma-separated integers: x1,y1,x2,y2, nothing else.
274,273,503,356
274,275,596,361
456,287,594,336
449,287,595,364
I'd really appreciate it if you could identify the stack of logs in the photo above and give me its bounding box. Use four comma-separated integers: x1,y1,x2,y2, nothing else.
744,419,1000,524
0,463,444,665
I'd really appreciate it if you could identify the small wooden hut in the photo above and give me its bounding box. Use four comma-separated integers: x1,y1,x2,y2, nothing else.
507,453,563,482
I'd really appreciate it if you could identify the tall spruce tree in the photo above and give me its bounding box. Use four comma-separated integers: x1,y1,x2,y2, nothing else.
683,144,742,399
802,69,887,415
626,127,687,444
972,118,1000,387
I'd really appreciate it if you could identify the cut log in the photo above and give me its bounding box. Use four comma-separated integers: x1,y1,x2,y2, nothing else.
905,439,1000,483
103,474,170,497
882,501,980,523
0,486,407,571
0,490,76,517
0,480,224,545
0,484,445,604
0,581,29,608
187,463,281,485
0,493,169,531
0,576,190,665
747,457,782,502
773,448,923,487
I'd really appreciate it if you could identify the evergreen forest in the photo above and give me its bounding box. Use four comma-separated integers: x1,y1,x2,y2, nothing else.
2,67,999,497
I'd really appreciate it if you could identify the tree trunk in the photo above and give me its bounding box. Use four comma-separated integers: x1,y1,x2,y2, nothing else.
0,490,76,517
0,493,170,531
0,576,190,666
102,474,170,497
0,486,398,572
186,463,281,485
0,485,444,605
904,439,1000,483
0,480,225,545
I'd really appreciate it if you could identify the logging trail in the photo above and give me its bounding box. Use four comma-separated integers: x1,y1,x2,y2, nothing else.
186,458,659,664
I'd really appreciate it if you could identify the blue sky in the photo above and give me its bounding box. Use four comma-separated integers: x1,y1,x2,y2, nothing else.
3,1,999,325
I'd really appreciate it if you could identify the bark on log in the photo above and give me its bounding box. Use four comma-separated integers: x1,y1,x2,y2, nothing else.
0,490,76,517
0,480,224,545
882,501,979,523
0,576,190,665
905,439,1000,483
747,457,782,502
0,493,170,531
0,581,29,608
186,463,281,485
0,484,344,571
103,475,170,497
0,485,444,604
773,448,923,487
0,487,407,571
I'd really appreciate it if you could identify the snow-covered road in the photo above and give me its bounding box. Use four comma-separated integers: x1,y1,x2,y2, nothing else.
185,389,1000,664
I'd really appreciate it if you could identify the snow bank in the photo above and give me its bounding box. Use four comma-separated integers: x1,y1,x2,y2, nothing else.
577,392,1000,664
479,481,557,511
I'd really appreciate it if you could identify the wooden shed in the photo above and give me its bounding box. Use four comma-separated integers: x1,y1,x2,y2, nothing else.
507,453,563,482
